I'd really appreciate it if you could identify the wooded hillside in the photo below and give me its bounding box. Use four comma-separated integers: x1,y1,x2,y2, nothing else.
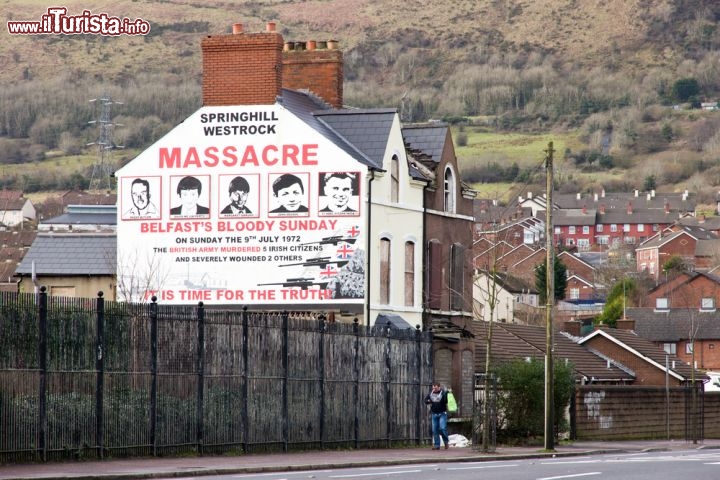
2,0,720,199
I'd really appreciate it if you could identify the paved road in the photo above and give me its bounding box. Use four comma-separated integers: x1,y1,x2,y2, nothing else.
1,439,719,480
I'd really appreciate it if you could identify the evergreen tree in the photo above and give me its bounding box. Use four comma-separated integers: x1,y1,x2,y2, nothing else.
535,256,567,304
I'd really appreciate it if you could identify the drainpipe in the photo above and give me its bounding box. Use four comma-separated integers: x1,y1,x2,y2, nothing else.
366,170,375,327
422,180,429,331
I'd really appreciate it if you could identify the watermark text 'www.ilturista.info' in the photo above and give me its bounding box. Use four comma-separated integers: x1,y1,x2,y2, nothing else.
7,7,150,35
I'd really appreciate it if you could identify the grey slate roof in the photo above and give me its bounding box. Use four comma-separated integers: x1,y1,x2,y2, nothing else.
581,327,695,380
554,191,696,213
695,238,720,257
43,211,117,226
15,234,116,275
315,108,397,169
553,208,597,226
475,322,634,382
279,89,382,170
402,124,447,163
625,307,720,342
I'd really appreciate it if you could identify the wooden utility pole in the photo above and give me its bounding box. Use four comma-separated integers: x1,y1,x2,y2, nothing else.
544,141,555,451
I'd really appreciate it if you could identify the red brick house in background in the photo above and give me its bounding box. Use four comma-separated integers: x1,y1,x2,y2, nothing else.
579,327,697,386
635,226,719,282
645,271,720,309
621,307,720,372
512,189,695,252
473,240,513,270
553,207,596,251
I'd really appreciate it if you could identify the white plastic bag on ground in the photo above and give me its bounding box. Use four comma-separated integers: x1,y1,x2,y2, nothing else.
447,434,469,447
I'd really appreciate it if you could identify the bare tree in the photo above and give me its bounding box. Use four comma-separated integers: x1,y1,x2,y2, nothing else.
113,248,171,302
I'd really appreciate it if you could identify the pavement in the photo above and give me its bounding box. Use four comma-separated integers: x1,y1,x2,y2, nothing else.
2,439,720,480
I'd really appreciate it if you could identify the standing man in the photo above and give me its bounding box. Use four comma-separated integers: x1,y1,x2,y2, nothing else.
124,178,159,218
424,382,449,450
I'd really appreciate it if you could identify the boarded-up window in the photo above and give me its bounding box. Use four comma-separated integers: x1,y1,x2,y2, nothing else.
380,238,391,304
450,244,465,310
405,241,415,306
391,155,399,203
428,241,442,309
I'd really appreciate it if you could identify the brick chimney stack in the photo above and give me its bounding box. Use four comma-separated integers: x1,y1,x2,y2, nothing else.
282,41,344,108
201,22,344,108
201,23,284,106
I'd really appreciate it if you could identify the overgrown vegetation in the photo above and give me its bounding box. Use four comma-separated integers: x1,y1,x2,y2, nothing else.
494,358,575,444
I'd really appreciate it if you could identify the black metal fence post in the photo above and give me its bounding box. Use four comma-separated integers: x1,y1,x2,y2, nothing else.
241,306,249,453
353,318,360,449
196,302,205,455
415,325,423,446
385,322,392,447
282,310,289,453
149,296,158,456
37,286,48,462
318,314,326,449
95,291,105,459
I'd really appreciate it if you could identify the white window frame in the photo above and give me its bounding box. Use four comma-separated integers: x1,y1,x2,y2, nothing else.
701,297,715,311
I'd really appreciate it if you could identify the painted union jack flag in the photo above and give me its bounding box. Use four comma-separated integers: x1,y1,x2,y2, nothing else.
319,266,338,278
336,243,355,259
346,225,360,237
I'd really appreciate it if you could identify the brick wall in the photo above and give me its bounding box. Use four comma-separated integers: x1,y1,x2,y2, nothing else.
201,31,284,106
283,49,343,108
201,24,344,108
575,386,720,440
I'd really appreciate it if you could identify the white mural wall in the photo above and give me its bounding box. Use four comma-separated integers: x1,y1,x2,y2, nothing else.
115,104,365,305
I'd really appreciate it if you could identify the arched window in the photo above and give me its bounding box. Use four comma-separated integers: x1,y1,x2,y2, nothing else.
404,241,415,306
380,237,391,304
444,166,456,213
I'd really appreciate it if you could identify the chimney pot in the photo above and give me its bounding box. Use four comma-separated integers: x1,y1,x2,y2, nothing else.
327,39,339,50
307,39,317,50
266,22,276,32
232,23,243,34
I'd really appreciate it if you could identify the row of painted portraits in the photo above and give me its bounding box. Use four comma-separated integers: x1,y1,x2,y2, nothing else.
121,172,361,220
